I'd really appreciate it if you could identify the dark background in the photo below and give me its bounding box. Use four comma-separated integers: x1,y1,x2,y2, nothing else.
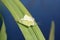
0,0,60,40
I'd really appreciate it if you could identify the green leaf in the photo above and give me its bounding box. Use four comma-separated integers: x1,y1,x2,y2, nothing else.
0,14,7,40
